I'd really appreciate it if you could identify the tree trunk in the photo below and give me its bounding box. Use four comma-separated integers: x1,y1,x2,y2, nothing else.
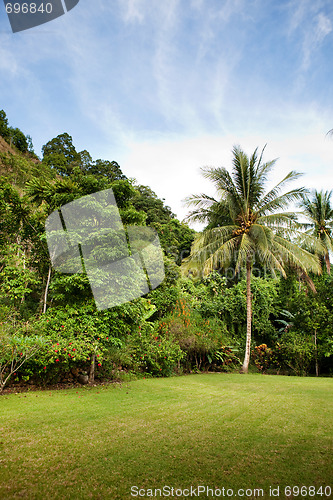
324,252,331,274
314,328,319,377
21,249,27,305
89,353,95,384
43,265,52,314
241,260,252,373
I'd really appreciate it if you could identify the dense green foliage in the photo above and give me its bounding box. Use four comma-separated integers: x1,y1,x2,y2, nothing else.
0,114,332,391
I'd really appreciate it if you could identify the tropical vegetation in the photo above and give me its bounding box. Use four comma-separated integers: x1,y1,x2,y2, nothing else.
184,146,321,372
0,109,332,392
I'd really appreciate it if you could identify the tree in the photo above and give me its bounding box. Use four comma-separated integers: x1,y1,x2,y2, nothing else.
0,109,10,140
26,135,35,154
0,111,29,152
299,190,333,274
78,150,93,171
185,145,321,372
42,133,80,176
88,159,126,182
131,185,175,224
8,127,29,152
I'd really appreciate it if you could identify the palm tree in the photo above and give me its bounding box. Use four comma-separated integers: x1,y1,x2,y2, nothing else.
299,190,333,274
185,145,321,373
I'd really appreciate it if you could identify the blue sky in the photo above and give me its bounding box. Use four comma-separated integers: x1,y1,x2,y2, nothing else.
1,0,333,224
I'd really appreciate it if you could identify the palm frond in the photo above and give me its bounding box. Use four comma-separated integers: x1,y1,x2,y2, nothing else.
234,233,253,273
298,190,333,270
259,186,307,215
272,236,321,275
184,193,217,208
184,144,321,280
257,212,300,226
203,237,240,274
201,166,244,215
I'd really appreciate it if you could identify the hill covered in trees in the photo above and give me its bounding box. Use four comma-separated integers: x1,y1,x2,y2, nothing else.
0,109,332,392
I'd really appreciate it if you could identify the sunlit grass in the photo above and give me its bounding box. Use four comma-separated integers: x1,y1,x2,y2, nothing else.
1,374,332,499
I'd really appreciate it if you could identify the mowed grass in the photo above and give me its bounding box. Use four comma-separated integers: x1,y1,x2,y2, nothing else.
0,374,332,500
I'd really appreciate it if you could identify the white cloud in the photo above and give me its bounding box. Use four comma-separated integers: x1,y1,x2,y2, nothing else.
148,1,248,134
118,0,146,24
117,110,333,227
286,0,333,71
316,12,332,40
1,0,332,221
302,13,332,70
215,0,247,23
152,1,183,123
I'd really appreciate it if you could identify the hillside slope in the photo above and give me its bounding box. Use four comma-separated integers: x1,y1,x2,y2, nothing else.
0,136,54,188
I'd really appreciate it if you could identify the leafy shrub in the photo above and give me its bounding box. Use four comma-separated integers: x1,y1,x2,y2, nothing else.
19,304,124,383
276,334,315,376
125,323,184,377
148,257,181,317
0,265,41,307
212,346,241,372
251,344,274,373
0,322,47,391
159,297,238,372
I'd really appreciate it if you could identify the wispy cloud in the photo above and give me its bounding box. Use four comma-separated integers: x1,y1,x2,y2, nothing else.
0,42,19,76
149,0,250,133
119,109,333,225
286,0,333,70
119,0,146,24
302,12,332,70
0,0,332,221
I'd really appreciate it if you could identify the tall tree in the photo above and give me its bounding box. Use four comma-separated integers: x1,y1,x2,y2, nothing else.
131,185,175,225
299,190,333,274
8,127,28,152
185,145,321,372
0,110,29,152
0,109,10,140
42,133,80,176
88,159,126,182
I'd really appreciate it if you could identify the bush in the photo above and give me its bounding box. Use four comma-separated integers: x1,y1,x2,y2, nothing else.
18,305,125,384
0,322,47,391
124,323,184,377
276,334,315,376
159,297,240,372
251,344,274,373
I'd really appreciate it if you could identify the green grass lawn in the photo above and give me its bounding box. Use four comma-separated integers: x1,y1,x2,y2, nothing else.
0,373,332,499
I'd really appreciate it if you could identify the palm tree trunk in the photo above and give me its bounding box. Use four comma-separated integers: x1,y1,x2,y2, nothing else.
241,259,252,373
324,252,331,274
314,328,319,377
